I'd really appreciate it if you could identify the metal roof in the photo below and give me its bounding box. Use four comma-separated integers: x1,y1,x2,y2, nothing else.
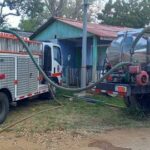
30,17,129,40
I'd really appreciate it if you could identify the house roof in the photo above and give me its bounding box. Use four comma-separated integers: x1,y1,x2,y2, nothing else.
11,29,33,38
30,17,129,40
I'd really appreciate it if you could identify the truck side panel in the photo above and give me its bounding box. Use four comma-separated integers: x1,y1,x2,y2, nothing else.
0,56,15,98
17,56,39,98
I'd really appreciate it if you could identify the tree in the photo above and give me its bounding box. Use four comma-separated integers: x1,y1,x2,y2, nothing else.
0,0,20,26
19,0,84,31
43,0,84,20
98,0,150,28
16,0,45,18
19,0,100,31
18,0,46,31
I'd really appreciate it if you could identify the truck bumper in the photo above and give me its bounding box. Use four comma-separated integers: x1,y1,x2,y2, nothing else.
96,82,150,96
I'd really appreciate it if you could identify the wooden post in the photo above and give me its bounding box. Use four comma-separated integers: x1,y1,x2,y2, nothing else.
92,36,98,82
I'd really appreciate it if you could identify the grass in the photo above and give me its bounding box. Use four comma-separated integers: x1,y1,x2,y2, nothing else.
1,91,150,134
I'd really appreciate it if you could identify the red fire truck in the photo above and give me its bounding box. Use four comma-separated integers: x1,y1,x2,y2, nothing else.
0,32,62,123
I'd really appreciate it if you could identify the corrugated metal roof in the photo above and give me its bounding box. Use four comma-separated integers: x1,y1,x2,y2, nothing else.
30,17,130,40
57,17,129,39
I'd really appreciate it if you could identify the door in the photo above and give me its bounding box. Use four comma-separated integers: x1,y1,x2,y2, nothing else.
43,45,52,77
28,58,39,93
17,56,39,96
17,57,29,96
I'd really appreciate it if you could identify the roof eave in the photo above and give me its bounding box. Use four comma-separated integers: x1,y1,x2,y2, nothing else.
30,17,56,40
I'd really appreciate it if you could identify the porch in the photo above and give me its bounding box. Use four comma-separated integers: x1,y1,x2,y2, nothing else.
59,36,110,86
63,66,105,86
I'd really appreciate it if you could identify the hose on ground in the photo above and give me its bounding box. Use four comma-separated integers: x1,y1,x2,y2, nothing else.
0,29,131,92
0,105,63,134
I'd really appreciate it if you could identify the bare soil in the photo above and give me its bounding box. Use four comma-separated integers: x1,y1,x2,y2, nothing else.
0,128,150,150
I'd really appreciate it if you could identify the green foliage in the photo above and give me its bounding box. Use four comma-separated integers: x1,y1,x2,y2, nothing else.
19,0,99,31
98,0,150,28
15,0,45,18
18,18,39,32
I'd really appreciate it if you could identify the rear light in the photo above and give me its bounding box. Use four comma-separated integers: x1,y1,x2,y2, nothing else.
106,75,113,81
95,89,101,94
115,86,127,93
129,65,141,74
0,74,5,80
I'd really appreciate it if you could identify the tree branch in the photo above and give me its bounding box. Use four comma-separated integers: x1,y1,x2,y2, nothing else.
3,12,19,18
0,0,6,17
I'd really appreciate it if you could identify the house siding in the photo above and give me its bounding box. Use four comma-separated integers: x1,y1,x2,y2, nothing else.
34,21,92,41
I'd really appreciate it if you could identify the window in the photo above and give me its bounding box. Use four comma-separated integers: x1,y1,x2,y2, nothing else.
44,45,52,72
134,37,147,52
53,46,61,65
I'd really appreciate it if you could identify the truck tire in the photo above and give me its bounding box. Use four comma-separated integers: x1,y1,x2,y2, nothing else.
0,92,9,124
124,94,147,111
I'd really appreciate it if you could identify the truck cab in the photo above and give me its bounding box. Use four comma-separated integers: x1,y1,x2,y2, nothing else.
42,42,62,84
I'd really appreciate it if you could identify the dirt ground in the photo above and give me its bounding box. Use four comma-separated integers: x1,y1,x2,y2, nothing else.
0,128,150,150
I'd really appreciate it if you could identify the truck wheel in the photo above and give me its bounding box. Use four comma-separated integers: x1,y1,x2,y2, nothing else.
124,94,146,111
0,92,9,124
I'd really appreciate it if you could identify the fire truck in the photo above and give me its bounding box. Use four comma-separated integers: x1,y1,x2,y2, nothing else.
0,32,62,123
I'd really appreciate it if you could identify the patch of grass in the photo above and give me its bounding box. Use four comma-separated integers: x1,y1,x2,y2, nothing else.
123,107,147,121
56,89,74,97
91,94,125,108
1,93,150,134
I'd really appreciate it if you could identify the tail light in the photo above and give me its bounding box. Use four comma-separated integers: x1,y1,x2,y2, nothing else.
115,86,127,93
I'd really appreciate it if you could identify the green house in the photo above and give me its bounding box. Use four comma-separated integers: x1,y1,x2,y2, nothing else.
30,17,127,85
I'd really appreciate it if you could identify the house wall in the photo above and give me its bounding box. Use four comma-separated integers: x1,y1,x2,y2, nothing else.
34,21,92,41
58,40,76,68
97,39,112,68
59,37,93,68
32,20,113,84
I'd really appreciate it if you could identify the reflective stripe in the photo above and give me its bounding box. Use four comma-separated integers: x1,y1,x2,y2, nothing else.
51,73,62,77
